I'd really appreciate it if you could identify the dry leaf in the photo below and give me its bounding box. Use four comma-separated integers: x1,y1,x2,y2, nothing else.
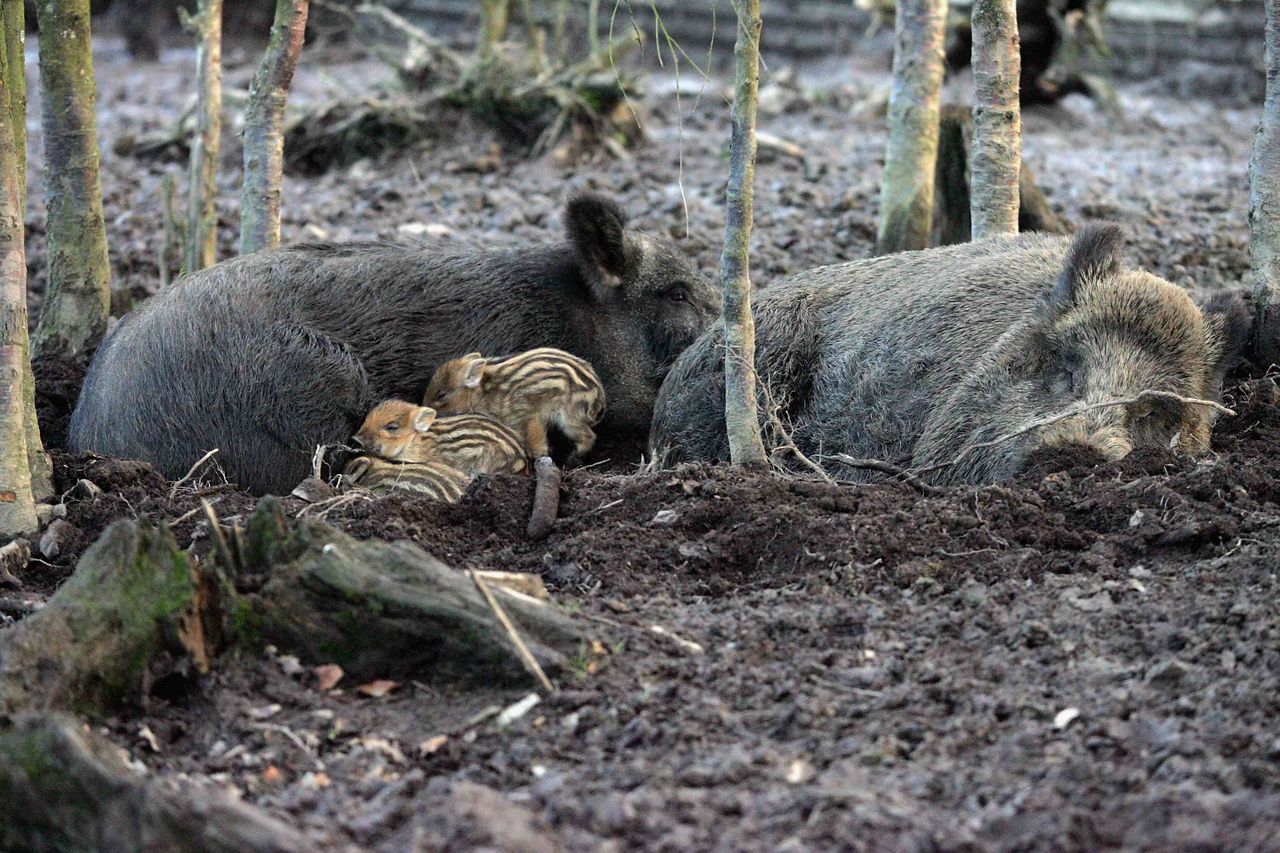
313,664,344,691
356,678,398,698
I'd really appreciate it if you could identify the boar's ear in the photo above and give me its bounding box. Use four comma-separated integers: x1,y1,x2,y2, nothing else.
566,193,628,300
413,406,438,433
1203,289,1251,387
461,356,486,388
1048,222,1126,312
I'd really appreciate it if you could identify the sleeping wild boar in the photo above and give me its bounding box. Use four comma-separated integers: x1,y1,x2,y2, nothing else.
69,194,718,494
650,224,1249,485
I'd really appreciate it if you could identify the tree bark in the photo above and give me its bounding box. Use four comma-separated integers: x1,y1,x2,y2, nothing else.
185,0,222,272
0,4,36,536
31,0,111,361
720,0,767,468
1251,0,1280,367
969,0,1021,239
931,104,1065,246
875,0,947,255
477,0,509,63
2,0,49,504
0,715,312,853
240,0,309,256
0,520,221,715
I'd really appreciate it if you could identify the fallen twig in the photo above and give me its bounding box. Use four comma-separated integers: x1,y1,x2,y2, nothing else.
169,448,220,499
469,571,555,693
831,455,944,496
527,456,562,541
913,390,1235,478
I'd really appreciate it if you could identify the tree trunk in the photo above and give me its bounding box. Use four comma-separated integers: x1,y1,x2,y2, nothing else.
875,0,947,255
0,519,221,715
3,0,50,503
30,0,111,361
0,715,311,853
969,0,1021,239
240,0,309,255
0,4,36,536
477,0,509,63
1251,0,1280,368
185,0,222,272
720,0,767,468
931,105,1064,246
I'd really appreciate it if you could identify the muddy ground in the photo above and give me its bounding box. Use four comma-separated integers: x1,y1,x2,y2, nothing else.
8,23,1279,853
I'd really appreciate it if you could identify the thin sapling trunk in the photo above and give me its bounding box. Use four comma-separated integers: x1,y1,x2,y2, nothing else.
31,0,112,360
875,0,948,255
240,0,309,255
185,0,222,272
970,0,1022,239
720,0,767,468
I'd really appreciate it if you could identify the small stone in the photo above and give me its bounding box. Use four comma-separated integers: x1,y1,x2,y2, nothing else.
1053,707,1081,730
1128,509,1145,527
291,477,335,503
651,509,678,525
1022,621,1052,648
1069,591,1114,613
34,503,67,525
1129,565,1152,579
1146,659,1191,688
72,479,103,499
38,519,79,559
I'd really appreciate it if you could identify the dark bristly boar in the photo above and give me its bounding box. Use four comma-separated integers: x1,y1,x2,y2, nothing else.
68,193,718,494
650,225,1249,485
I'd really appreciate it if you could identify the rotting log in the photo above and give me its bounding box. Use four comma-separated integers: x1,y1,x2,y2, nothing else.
0,519,221,716
0,498,591,719
234,498,587,685
0,714,311,853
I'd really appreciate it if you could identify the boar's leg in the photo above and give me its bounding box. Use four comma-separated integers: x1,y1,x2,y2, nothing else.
524,417,551,459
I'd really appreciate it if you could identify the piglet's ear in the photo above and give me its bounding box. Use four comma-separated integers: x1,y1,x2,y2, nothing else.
1202,289,1251,389
566,192,628,301
461,357,486,388
1048,222,1125,313
413,406,438,433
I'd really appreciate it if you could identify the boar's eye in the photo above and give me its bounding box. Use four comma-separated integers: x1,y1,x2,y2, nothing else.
665,286,689,304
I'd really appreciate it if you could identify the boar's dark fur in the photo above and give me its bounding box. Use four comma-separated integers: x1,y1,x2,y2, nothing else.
651,225,1249,485
70,194,718,494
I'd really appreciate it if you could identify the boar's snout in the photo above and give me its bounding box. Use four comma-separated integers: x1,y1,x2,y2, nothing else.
1037,407,1134,463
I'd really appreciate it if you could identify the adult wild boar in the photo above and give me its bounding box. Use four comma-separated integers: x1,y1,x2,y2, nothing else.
69,194,718,494
650,225,1248,485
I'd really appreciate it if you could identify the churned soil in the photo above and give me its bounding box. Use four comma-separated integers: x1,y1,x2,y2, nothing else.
8,26,1278,853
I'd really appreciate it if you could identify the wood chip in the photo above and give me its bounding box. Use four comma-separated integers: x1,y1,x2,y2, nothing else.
356,679,398,698
313,664,344,691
